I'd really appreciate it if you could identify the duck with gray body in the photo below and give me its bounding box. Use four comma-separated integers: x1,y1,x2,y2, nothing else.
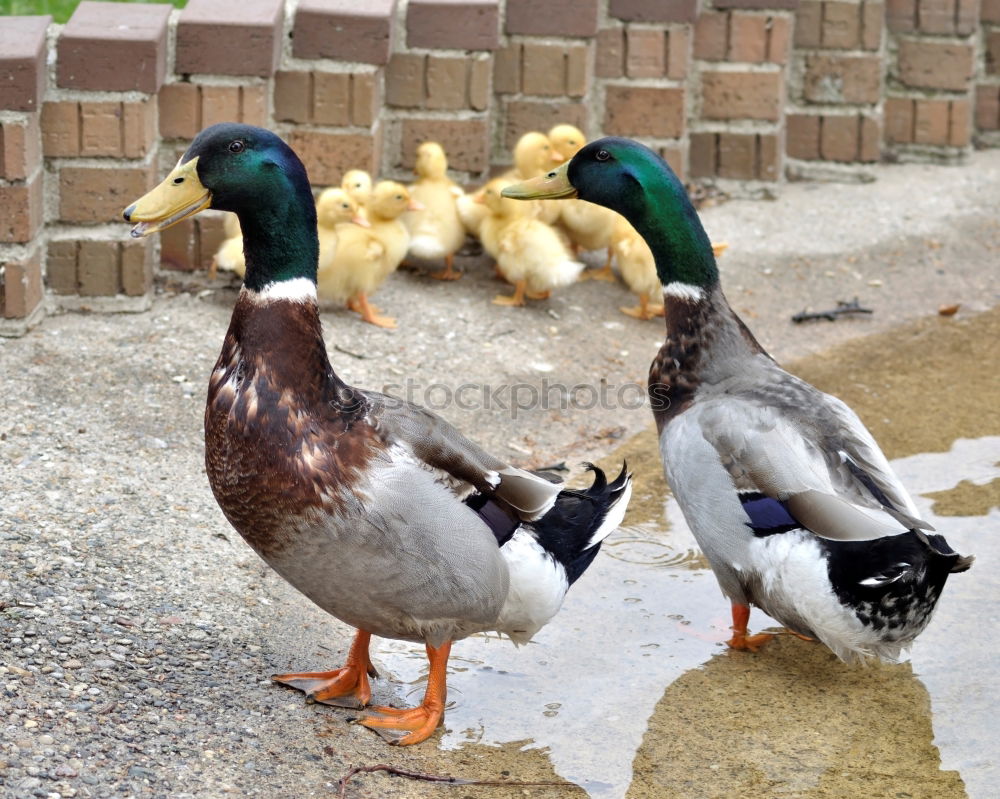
503,137,973,662
122,123,632,745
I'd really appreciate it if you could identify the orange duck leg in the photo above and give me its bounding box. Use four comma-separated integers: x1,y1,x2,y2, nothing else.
272,629,377,709
360,641,452,746
726,603,775,653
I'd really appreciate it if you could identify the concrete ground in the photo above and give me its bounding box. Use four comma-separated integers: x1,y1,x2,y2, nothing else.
1,151,998,799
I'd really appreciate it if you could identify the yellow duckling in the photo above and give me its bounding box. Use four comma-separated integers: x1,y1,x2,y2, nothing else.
210,212,246,279
404,141,466,281
316,187,369,305
477,178,583,307
341,169,373,220
548,124,620,282
613,216,730,321
323,181,419,328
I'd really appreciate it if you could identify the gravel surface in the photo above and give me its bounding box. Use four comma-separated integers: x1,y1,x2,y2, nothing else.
2,151,999,799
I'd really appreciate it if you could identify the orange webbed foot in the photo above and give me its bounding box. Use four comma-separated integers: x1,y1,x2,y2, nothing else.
725,603,776,653
272,631,375,708
579,264,616,282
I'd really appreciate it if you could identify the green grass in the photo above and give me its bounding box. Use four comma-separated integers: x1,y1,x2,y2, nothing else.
2,0,184,24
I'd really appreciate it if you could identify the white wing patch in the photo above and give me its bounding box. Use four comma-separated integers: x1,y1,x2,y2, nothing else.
494,529,569,645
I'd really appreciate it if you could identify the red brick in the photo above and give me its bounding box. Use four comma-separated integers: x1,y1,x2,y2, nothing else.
859,115,880,160
566,45,589,97
956,0,978,32
786,113,821,159
949,99,970,146
46,240,79,295
884,96,915,142
604,85,685,138
987,31,1000,75
983,0,1000,22
201,86,241,129
122,99,156,158
407,0,499,51
795,1,823,47
41,102,81,157
351,73,380,126
822,2,861,47
159,83,201,140
424,57,466,110
400,118,488,173
176,0,283,77
861,1,884,49
916,0,955,33
197,214,230,271
729,13,768,63
0,115,41,181
1,247,42,319
313,72,350,126
627,28,666,78
0,174,42,243
886,0,917,31
714,0,798,7
293,0,395,65
718,132,757,179
914,99,950,145
820,114,859,161
758,133,780,180
241,84,269,127
286,128,382,186
0,16,49,112
506,0,599,36
522,44,570,96
659,144,685,180
469,57,491,111
492,45,520,94
897,40,974,91
610,0,698,22
701,70,783,121
975,85,1000,130
688,132,717,178
80,101,123,158
57,2,169,93
78,240,121,297
596,29,625,78
503,101,587,151
121,239,154,296
694,12,728,61
274,72,309,123
666,27,691,79
59,165,154,225
803,54,882,105
767,16,792,64
387,54,426,108
160,217,199,272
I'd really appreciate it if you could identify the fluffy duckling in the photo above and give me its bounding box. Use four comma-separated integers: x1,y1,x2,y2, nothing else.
322,181,417,328
404,142,466,281
341,169,373,220
548,124,620,282
316,187,369,306
478,178,582,306
210,212,246,279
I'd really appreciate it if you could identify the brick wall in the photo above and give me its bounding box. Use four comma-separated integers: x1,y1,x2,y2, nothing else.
1,0,998,334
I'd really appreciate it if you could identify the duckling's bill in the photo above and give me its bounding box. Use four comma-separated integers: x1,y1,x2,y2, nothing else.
502,162,577,200
123,157,211,238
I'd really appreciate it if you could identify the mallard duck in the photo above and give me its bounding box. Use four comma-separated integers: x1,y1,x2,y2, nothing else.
404,141,466,281
210,212,246,279
322,180,417,329
503,137,973,662
477,178,583,306
122,123,633,745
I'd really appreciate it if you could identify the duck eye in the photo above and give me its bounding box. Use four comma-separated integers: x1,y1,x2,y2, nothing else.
229,140,245,154
596,149,610,162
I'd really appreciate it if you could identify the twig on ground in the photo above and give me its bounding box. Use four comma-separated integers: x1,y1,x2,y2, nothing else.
336,763,571,798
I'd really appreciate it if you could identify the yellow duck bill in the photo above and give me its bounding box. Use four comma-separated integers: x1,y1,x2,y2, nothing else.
122,157,212,238
501,161,578,200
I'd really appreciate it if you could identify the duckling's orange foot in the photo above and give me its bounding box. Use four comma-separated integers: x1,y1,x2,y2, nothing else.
620,304,661,320
526,290,550,300
726,632,775,653
492,293,525,307
428,260,462,281
272,663,376,709
359,703,444,746
579,265,616,282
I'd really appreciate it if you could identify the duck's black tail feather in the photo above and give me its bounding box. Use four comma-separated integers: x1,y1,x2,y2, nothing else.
532,462,632,585
917,530,975,573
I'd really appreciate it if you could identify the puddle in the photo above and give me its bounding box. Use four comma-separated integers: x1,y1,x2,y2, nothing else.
371,308,999,797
